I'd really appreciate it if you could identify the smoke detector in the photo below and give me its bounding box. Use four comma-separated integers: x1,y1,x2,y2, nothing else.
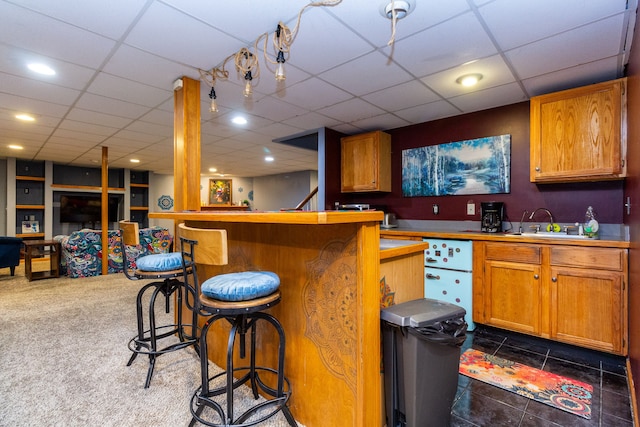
380,0,415,19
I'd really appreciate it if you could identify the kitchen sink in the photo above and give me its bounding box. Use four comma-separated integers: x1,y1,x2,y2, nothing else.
504,232,595,240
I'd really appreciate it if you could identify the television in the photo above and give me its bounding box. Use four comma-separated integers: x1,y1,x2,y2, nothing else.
59,194,120,224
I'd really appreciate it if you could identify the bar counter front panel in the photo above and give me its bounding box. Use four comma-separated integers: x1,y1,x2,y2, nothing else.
151,211,383,427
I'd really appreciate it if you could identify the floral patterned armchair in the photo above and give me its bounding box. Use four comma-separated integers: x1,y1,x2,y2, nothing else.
54,227,172,278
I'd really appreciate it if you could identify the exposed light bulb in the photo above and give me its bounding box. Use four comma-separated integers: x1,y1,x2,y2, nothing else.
243,80,253,97
275,50,286,81
208,87,218,112
243,71,253,97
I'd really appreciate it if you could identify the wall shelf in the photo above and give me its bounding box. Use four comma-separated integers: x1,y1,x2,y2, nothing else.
50,184,125,192
16,205,45,209
16,176,45,182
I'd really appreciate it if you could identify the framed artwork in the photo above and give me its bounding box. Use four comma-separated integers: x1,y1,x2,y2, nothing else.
209,179,232,205
402,134,511,197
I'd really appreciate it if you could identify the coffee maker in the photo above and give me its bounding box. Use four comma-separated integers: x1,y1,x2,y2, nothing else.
481,202,504,233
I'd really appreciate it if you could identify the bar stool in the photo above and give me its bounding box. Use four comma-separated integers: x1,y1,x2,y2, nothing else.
179,223,296,427
120,221,197,388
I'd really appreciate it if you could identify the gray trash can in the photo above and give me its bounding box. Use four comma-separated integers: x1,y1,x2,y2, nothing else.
382,298,467,427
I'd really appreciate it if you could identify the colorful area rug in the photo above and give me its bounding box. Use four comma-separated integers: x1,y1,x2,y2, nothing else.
459,348,593,419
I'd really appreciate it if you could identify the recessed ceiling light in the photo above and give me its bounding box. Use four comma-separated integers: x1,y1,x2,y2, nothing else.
9,144,24,150
265,156,274,162
27,63,56,76
15,114,35,121
231,116,247,125
130,159,140,163
209,167,218,173
456,73,483,87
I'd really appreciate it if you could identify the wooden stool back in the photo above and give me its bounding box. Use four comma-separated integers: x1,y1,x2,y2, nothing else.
178,223,228,267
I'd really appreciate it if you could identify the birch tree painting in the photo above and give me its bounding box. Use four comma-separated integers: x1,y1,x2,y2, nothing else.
402,134,511,197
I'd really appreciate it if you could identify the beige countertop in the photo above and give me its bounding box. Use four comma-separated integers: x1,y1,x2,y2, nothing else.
379,238,430,260
380,228,630,249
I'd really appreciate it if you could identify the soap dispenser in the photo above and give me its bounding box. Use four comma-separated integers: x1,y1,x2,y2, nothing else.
584,206,599,238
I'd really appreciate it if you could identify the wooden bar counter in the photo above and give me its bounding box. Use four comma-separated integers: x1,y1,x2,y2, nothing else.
150,210,384,427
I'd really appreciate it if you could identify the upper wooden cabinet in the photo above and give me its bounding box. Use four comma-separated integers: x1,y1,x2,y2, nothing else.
341,130,391,192
530,78,627,183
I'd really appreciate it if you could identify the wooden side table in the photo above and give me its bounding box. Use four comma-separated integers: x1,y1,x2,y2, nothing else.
23,240,61,281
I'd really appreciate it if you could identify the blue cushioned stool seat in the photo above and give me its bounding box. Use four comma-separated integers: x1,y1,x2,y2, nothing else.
136,252,183,272
201,271,280,302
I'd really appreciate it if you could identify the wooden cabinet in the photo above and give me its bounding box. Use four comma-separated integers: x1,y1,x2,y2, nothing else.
474,242,628,355
479,243,543,335
549,246,627,354
530,78,627,183
341,130,391,192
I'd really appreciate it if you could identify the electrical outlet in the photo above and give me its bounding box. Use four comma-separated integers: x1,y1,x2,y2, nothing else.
466,202,475,215
432,204,439,215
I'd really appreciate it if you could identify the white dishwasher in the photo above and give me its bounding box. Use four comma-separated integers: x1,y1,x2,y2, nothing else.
423,238,475,331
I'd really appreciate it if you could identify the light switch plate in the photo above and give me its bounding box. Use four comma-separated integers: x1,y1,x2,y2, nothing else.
466,202,475,215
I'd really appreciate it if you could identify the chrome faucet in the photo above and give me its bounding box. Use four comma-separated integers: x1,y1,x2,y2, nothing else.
528,208,555,232
518,210,529,233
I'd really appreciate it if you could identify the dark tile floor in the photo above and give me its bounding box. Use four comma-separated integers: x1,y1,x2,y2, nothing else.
452,326,634,426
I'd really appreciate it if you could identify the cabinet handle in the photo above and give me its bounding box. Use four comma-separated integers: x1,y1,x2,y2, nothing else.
535,167,540,171
533,274,539,279
425,257,437,263
552,277,557,282
425,273,440,280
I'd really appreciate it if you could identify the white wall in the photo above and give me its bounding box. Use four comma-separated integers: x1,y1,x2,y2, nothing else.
149,172,175,231
252,170,317,211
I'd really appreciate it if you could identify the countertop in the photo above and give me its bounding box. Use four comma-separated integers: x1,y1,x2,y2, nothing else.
149,210,383,225
379,228,630,249
379,238,430,260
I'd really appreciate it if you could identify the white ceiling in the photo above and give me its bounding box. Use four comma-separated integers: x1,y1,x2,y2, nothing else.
0,0,636,177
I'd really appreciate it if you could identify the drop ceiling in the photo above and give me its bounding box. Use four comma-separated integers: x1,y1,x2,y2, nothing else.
0,0,636,177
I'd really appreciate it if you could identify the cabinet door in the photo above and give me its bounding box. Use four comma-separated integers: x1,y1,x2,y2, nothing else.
341,131,391,192
530,78,626,182
483,260,542,335
550,266,625,354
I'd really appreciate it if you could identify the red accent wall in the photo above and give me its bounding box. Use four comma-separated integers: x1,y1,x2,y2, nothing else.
623,4,640,414
325,101,624,225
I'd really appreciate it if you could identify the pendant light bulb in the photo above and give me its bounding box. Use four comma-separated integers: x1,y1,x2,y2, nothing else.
243,80,253,97
275,50,286,82
243,71,253,97
208,87,219,113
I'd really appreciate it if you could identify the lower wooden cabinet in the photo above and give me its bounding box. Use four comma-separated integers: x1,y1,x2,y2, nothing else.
474,242,628,355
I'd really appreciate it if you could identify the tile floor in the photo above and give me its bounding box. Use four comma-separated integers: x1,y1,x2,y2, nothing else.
452,326,634,426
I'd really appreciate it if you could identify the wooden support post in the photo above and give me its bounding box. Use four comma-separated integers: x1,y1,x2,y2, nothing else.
173,76,201,211
101,146,109,276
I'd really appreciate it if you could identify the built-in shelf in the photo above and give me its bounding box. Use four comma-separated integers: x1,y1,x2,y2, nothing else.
16,176,45,182
130,183,149,188
130,206,149,211
50,184,126,192
16,205,45,209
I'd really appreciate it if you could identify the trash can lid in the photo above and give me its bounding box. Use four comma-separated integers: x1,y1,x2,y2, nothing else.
381,298,466,328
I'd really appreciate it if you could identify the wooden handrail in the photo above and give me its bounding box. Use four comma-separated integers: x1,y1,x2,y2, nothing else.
294,186,318,210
